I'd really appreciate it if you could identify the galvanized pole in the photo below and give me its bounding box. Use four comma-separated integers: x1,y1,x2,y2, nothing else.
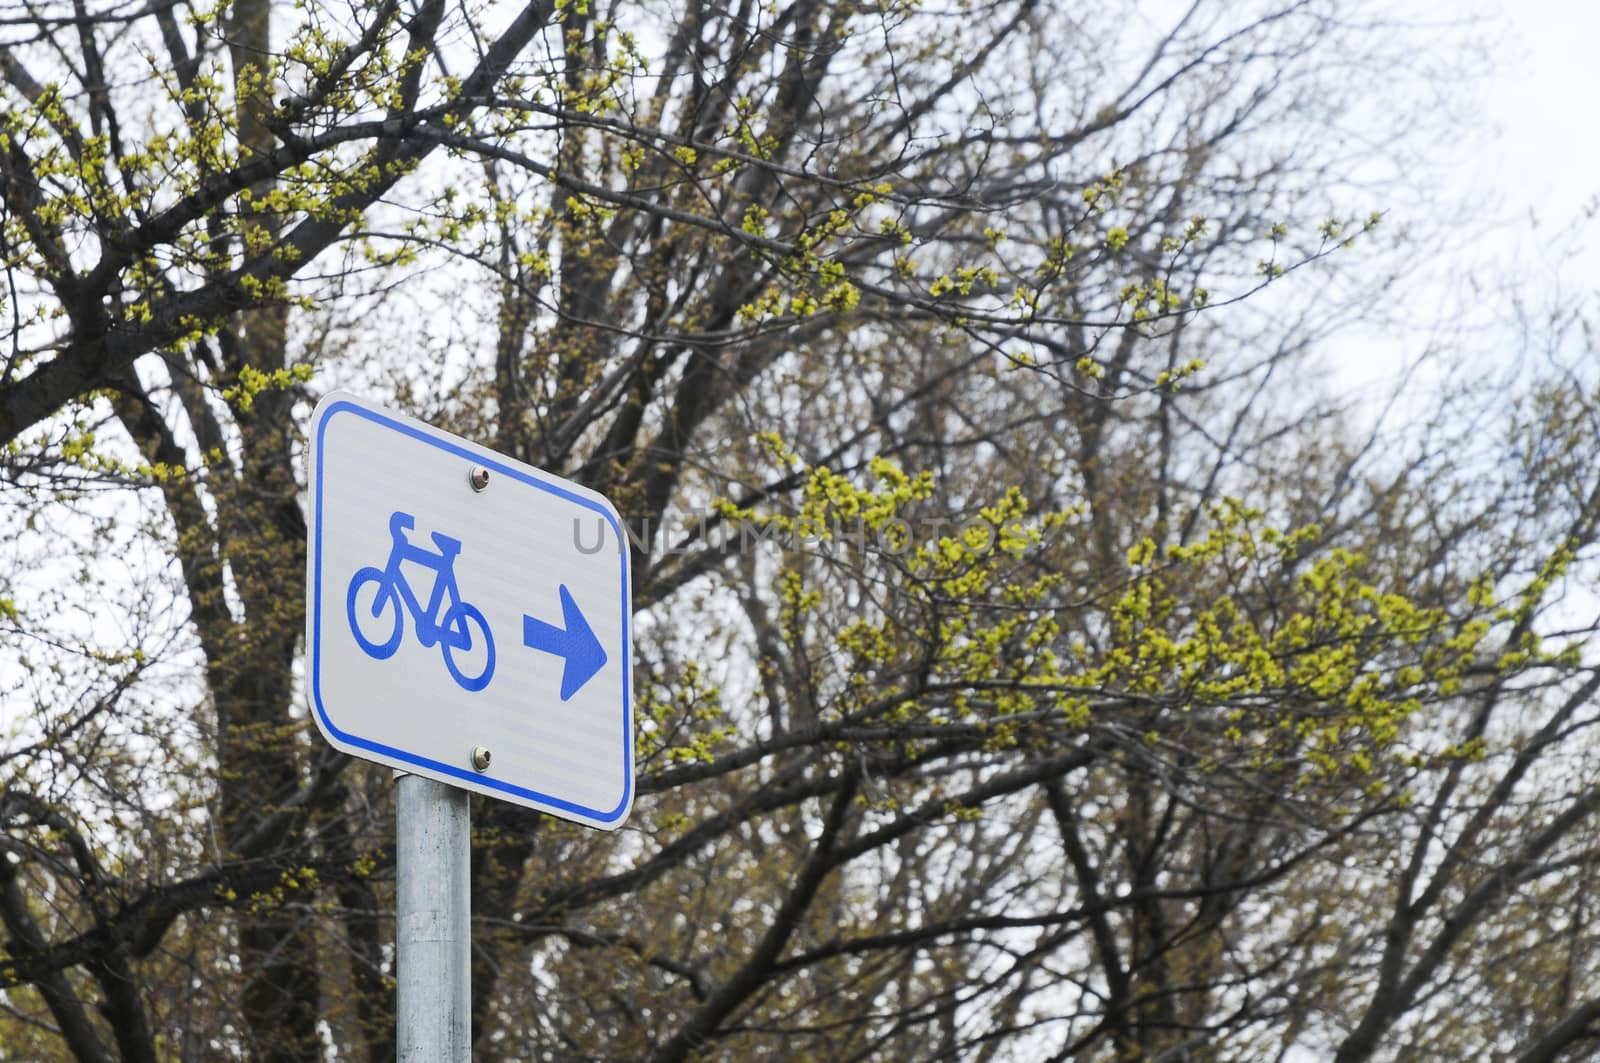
396,772,471,1061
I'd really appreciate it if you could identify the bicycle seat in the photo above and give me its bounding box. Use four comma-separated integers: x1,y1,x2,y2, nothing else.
430,531,462,555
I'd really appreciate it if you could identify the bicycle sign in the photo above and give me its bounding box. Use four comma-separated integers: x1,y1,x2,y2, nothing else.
347,511,496,691
305,392,634,830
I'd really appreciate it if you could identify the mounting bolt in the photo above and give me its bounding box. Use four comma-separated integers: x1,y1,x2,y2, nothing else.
468,465,490,492
470,746,492,772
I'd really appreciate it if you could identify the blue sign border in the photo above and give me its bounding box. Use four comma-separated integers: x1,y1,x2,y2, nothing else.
310,398,633,825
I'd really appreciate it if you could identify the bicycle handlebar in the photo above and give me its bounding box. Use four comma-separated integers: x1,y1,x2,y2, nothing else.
386,510,461,559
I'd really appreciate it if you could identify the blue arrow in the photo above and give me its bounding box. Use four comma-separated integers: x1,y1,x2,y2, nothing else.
523,584,608,701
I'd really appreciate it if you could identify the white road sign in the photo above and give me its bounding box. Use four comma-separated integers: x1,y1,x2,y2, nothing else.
305,392,633,829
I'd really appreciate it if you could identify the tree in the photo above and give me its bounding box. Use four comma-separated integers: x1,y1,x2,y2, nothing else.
5,0,1600,1060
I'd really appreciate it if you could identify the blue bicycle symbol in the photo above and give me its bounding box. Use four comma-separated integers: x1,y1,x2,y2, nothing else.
346,511,496,691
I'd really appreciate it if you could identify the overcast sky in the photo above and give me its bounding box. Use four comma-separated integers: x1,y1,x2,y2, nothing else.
1478,1,1599,235
1332,0,1600,398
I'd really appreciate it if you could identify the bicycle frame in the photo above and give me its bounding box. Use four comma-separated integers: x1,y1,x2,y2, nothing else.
381,513,473,649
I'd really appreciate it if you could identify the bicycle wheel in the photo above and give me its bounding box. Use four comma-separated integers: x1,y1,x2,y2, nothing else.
441,602,495,691
347,567,403,659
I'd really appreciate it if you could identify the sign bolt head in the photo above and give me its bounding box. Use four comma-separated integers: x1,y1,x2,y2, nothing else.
471,746,492,772
468,465,490,492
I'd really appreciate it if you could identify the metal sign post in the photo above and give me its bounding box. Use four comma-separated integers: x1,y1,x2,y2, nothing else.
396,773,471,1061
305,391,634,1060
